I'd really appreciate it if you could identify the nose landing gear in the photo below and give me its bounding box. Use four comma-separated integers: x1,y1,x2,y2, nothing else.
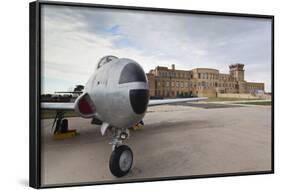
109,145,133,177
109,128,133,177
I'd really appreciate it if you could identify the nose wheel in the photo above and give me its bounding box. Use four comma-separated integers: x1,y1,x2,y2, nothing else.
109,145,133,177
108,128,133,177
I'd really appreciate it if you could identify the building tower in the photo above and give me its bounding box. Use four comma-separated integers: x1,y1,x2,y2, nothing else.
229,63,245,81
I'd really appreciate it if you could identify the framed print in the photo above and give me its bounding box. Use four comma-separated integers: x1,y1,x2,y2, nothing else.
29,0,274,188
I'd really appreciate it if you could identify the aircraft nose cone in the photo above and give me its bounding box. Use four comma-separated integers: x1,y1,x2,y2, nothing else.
129,89,149,114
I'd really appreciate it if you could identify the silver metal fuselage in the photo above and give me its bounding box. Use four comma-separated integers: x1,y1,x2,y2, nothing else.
83,58,149,129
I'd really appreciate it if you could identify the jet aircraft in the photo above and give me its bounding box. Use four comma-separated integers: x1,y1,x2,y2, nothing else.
41,55,207,177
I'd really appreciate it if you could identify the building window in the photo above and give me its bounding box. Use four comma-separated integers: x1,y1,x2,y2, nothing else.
166,81,170,87
198,73,201,79
171,81,174,87
202,81,206,88
180,82,184,88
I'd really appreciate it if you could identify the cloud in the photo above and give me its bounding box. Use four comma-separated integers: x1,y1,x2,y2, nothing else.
41,5,272,93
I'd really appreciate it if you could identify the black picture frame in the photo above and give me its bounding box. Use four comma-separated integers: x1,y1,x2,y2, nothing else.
29,1,274,188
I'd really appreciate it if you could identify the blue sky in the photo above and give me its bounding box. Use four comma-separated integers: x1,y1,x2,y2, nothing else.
41,5,272,93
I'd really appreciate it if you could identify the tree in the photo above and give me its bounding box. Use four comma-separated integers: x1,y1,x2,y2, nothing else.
74,85,84,92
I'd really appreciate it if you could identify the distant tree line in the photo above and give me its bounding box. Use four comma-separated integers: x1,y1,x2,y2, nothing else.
41,85,84,102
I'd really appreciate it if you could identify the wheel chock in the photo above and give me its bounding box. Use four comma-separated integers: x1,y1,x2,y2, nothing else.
53,129,77,140
130,124,143,131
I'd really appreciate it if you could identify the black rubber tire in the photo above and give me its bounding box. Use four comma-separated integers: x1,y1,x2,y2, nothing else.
61,119,68,133
109,145,133,177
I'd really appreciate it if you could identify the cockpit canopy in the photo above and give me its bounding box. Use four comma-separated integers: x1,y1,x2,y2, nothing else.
97,55,118,69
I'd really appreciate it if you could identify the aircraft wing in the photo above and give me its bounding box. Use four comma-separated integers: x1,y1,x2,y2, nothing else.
55,91,82,94
41,97,207,110
41,102,75,110
148,97,207,106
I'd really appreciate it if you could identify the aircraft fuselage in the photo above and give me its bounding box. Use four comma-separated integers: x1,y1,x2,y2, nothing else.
74,56,149,129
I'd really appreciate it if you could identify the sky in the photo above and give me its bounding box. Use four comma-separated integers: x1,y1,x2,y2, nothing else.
41,5,272,94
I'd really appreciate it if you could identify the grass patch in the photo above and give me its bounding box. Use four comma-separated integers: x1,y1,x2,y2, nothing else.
41,110,78,119
206,97,260,102
235,101,271,106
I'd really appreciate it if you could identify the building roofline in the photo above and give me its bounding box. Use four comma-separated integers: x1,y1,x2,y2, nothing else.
192,68,219,72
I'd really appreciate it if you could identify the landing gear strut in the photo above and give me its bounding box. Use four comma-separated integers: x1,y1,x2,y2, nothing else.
52,111,68,134
109,128,133,177
51,111,77,140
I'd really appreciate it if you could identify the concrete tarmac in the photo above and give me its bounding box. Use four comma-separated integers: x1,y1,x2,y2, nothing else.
41,103,272,186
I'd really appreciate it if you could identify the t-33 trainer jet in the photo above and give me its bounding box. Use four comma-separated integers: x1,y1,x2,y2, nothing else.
41,55,207,177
